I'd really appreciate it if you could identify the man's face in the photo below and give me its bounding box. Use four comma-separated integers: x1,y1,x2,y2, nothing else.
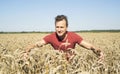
55,19,67,37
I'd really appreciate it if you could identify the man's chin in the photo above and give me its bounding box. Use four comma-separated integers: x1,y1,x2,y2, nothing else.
57,33,63,37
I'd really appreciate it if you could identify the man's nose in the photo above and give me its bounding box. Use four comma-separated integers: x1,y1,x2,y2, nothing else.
58,28,61,31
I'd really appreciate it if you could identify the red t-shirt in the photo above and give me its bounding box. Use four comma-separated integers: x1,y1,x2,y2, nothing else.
43,32,83,51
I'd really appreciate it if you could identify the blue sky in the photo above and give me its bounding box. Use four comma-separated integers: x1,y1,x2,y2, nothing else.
0,0,120,32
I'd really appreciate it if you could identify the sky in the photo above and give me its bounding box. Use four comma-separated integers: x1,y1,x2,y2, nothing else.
0,0,120,32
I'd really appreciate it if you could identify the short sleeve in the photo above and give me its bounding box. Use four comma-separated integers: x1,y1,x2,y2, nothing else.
74,33,83,44
43,34,51,44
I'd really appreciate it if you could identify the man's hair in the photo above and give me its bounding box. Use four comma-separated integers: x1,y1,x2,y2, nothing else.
55,15,68,27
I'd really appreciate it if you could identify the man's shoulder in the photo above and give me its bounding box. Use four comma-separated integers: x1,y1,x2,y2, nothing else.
68,31,83,42
46,32,56,37
68,31,77,35
68,31,82,37
43,32,56,41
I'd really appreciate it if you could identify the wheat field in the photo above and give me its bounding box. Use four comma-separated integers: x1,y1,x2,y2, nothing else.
0,32,120,74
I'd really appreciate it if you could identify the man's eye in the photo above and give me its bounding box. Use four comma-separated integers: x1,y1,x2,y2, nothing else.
56,26,59,28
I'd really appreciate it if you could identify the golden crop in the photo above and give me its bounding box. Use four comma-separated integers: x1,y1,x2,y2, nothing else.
0,32,120,74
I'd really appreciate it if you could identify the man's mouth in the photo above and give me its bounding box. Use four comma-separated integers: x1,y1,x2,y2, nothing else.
58,31,62,34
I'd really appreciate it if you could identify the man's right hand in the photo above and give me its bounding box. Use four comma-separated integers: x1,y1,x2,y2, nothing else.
22,40,45,60
22,52,29,61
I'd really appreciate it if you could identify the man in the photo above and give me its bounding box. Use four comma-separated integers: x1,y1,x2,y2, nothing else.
24,15,104,62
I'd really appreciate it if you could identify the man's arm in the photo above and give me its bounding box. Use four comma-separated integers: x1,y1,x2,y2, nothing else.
79,40,104,62
25,39,46,54
23,39,46,60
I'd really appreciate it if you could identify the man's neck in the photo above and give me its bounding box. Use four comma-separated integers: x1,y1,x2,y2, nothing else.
57,32,67,41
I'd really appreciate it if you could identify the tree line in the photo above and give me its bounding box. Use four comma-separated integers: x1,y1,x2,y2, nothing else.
0,29,120,34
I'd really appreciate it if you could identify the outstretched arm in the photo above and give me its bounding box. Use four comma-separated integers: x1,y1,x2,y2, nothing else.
23,39,46,60
79,40,104,62
25,39,46,54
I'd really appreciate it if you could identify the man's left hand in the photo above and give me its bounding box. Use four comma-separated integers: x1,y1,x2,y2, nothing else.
97,52,104,63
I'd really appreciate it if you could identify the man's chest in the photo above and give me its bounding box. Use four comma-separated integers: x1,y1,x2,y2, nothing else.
51,38,76,50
